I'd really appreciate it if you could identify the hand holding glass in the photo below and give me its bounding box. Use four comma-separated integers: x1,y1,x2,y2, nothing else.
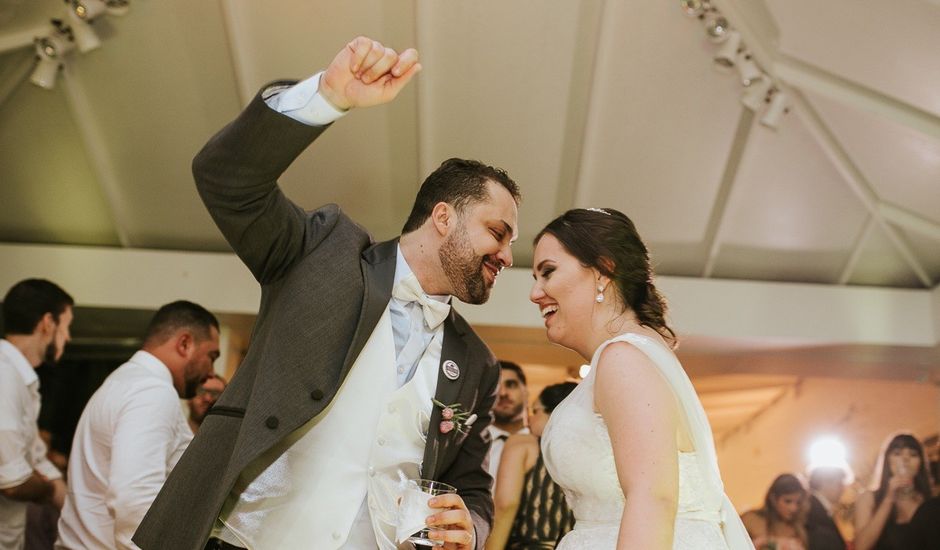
397,479,457,547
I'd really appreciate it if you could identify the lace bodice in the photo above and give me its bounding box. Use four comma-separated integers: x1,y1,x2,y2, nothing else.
540,333,753,549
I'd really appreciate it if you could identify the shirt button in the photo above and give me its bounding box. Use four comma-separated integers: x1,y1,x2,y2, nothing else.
332,532,341,541
377,437,386,446
368,466,375,477
397,366,404,374
265,416,279,429
387,404,396,413
310,389,324,401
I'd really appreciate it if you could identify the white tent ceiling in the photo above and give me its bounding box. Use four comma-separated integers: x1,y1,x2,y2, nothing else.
1,0,938,289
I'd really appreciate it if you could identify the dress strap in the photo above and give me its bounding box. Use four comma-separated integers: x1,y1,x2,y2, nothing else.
590,334,755,550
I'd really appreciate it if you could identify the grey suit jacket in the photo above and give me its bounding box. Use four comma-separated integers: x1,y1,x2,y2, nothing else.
133,83,500,550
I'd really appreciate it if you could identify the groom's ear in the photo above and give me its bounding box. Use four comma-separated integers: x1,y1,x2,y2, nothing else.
430,201,453,237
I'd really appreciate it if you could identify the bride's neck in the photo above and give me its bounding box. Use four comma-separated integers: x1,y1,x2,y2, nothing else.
580,311,649,360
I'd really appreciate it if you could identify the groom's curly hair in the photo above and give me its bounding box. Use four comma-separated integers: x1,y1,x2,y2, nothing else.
401,158,521,234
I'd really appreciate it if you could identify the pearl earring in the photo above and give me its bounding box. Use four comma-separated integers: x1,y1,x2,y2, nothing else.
595,284,605,303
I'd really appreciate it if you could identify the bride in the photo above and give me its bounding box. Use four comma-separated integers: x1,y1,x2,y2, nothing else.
529,208,753,550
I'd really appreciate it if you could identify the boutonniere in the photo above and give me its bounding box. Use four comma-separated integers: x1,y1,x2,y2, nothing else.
432,399,477,435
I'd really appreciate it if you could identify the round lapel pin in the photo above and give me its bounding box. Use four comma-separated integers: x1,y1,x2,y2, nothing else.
442,360,460,381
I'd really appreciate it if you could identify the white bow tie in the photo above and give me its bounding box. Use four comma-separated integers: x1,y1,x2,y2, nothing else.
392,273,451,330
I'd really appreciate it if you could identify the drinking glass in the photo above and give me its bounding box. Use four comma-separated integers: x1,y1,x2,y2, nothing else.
397,479,457,547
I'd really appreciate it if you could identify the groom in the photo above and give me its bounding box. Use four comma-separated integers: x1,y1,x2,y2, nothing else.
133,36,520,550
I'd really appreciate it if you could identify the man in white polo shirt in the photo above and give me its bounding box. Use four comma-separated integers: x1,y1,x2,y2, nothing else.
0,279,73,550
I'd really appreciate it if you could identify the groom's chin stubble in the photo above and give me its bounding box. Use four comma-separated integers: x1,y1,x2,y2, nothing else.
461,277,492,305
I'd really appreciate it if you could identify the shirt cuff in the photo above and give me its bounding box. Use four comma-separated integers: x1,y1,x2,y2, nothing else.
0,457,32,489
264,71,348,126
34,459,62,481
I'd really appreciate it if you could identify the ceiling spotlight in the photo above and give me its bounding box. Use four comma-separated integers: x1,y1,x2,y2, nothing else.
30,56,61,90
30,23,74,89
704,13,731,42
736,52,763,86
760,89,789,129
713,30,740,69
741,78,772,111
72,0,108,21
67,9,101,52
679,0,705,17
35,25,74,60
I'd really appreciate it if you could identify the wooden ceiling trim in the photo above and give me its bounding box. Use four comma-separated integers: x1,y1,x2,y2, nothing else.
880,202,940,242
776,54,940,142
838,214,875,285
791,89,931,287
217,0,252,108
0,50,31,110
59,64,131,247
711,1,933,287
552,0,605,215
714,0,940,141
702,109,756,278
0,23,45,55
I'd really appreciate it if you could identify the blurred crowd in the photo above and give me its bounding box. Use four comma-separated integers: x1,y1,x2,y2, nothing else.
741,433,940,550
3,277,938,550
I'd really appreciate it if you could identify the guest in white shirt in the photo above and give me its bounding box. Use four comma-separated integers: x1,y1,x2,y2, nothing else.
56,301,220,550
0,279,73,550
486,361,529,488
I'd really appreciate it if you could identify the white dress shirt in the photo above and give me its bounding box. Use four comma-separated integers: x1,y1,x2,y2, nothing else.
264,71,347,126
56,351,193,550
343,247,450,547
0,340,62,550
485,425,529,489
390,247,451,387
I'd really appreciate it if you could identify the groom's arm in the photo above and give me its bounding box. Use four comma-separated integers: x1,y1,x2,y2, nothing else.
193,36,420,285
192,85,331,285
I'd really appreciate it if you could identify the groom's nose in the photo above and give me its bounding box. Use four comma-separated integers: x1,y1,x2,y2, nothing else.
496,243,513,269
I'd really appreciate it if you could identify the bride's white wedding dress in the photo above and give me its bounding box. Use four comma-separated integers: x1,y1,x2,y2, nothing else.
541,333,754,549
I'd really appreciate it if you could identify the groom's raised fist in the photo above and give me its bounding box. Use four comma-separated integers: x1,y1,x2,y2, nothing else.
319,36,421,111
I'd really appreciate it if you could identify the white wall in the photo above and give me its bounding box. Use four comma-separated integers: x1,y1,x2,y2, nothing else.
1,242,936,348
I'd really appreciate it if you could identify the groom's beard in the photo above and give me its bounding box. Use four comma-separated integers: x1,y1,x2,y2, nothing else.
439,222,491,305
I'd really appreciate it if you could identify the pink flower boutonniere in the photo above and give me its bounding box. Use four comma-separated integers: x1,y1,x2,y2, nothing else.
432,399,477,436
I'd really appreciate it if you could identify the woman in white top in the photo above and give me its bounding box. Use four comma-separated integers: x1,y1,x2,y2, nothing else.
528,208,752,550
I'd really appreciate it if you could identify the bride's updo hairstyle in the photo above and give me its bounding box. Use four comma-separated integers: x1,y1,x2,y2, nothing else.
535,208,676,346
